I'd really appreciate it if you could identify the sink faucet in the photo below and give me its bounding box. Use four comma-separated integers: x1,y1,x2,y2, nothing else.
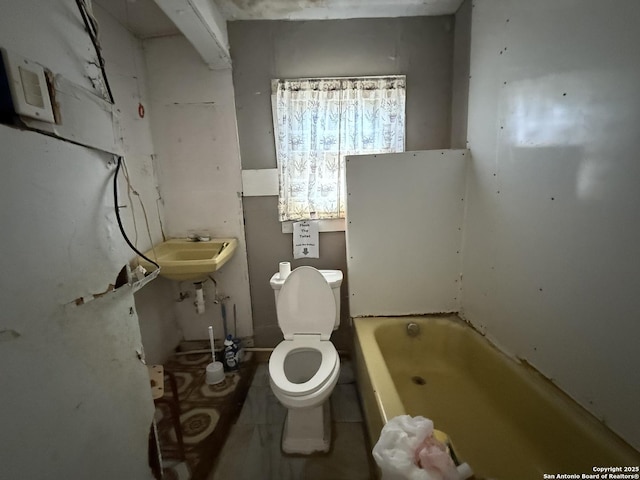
187,233,211,242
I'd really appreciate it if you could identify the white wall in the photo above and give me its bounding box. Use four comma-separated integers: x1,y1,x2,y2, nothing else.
93,3,183,365
463,0,640,449
346,150,468,317
450,0,471,149
0,122,156,478
0,1,179,477
143,35,253,343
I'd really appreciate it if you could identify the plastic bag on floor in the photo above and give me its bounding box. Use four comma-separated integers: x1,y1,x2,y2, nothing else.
372,415,473,480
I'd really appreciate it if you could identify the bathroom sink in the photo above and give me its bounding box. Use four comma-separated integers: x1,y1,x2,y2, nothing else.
138,238,237,282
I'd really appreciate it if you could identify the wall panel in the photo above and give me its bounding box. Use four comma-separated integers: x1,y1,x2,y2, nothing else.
346,150,468,317
463,0,640,449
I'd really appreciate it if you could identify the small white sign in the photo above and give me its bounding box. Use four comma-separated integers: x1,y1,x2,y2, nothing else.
293,221,319,259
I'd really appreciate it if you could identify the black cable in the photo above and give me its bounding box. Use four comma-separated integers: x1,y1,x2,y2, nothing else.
75,0,115,104
114,156,160,270
77,0,98,37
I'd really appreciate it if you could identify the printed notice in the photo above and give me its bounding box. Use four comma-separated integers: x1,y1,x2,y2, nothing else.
293,221,319,259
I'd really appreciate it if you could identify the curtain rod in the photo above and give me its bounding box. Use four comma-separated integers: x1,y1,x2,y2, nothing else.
271,75,405,93
272,74,405,84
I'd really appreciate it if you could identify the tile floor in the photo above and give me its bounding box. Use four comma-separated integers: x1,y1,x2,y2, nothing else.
209,361,375,480
152,350,256,480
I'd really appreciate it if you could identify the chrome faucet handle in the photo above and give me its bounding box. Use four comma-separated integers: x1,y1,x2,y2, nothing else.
187,233,211,242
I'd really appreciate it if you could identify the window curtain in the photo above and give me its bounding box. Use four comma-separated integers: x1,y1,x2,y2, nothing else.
275,76,405,221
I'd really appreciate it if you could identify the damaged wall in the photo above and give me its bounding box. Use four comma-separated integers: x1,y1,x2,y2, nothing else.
0,0,176,477
0,127,155,479
93,2,183,366
143,34,253,343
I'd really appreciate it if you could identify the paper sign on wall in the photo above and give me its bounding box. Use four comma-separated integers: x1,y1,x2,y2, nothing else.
293,221,319,259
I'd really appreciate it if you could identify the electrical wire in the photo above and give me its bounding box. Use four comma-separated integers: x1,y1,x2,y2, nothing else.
137,195,157,261
150,154,167,242
156,196,167,242
121,159,139,246
114,156,160,269
74,2,160,271
121,157,158,261
72,2,158,272
75,0,115,104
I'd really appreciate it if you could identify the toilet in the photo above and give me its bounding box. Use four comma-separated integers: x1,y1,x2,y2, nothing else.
268,265,343,454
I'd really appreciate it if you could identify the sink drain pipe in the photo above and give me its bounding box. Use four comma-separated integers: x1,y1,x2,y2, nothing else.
194,282,205,314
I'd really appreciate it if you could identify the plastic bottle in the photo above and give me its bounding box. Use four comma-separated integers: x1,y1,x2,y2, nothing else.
233,337,243,364
223,335,238,371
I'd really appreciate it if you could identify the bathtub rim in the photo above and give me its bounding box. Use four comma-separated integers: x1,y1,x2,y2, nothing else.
354,317,404,426
353,314,640,467
354,314,456,447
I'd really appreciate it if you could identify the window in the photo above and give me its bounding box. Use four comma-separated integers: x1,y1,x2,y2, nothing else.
273,76,406,222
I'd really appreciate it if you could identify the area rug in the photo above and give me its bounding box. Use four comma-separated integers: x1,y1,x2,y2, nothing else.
155,345,256,480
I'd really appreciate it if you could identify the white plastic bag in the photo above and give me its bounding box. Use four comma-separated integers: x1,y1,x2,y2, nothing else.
372,415,473,480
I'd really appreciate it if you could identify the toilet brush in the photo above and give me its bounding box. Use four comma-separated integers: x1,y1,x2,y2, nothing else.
206,326,224,384
208,325,216,363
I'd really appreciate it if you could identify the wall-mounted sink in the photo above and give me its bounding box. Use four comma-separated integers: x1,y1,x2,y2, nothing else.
138,238,237,282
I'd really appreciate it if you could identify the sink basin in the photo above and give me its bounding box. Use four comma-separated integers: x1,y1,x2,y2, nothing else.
138,238,238,282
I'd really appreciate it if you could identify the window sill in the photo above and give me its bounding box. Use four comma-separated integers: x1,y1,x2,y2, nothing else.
281,218,346,233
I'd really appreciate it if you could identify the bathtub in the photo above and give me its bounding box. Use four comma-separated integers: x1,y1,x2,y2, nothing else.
354,315,640,479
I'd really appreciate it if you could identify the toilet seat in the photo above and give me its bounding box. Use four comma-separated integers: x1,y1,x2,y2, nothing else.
276,266,336,340
269,335,338,397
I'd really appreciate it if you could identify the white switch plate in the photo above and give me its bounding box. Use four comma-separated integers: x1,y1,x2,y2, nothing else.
1,48,55,123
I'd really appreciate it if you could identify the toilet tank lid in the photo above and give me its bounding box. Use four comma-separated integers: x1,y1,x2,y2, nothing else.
270,269,343,290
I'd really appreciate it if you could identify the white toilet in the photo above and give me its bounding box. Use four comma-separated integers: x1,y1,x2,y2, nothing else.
268,265,343,454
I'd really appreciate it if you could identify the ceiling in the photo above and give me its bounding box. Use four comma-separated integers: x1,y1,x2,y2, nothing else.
93,0,464,38
93,0,180,38
215,0,465,21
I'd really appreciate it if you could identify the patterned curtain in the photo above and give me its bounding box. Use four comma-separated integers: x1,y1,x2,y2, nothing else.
275,76,405,221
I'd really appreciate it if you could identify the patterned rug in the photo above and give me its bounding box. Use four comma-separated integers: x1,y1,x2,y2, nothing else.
154,345,256,480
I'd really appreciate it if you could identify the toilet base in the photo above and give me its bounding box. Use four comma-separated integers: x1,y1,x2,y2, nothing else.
282,401,331,454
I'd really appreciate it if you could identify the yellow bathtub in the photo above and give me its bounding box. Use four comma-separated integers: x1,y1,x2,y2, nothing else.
354,315,640,479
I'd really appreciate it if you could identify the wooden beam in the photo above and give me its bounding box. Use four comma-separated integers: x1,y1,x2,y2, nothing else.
153,0,231,69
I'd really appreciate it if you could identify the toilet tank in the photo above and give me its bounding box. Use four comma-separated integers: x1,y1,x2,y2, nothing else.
270,269,343,330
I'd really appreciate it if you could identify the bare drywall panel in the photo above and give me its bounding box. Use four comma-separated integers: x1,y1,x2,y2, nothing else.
450,0,471,148
144,35,253,342
0,125,154,480
0,0,99,92
346,150,468,317
464,0,640,449
228,17,455,347
95,4,182,364
0,4,180,477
